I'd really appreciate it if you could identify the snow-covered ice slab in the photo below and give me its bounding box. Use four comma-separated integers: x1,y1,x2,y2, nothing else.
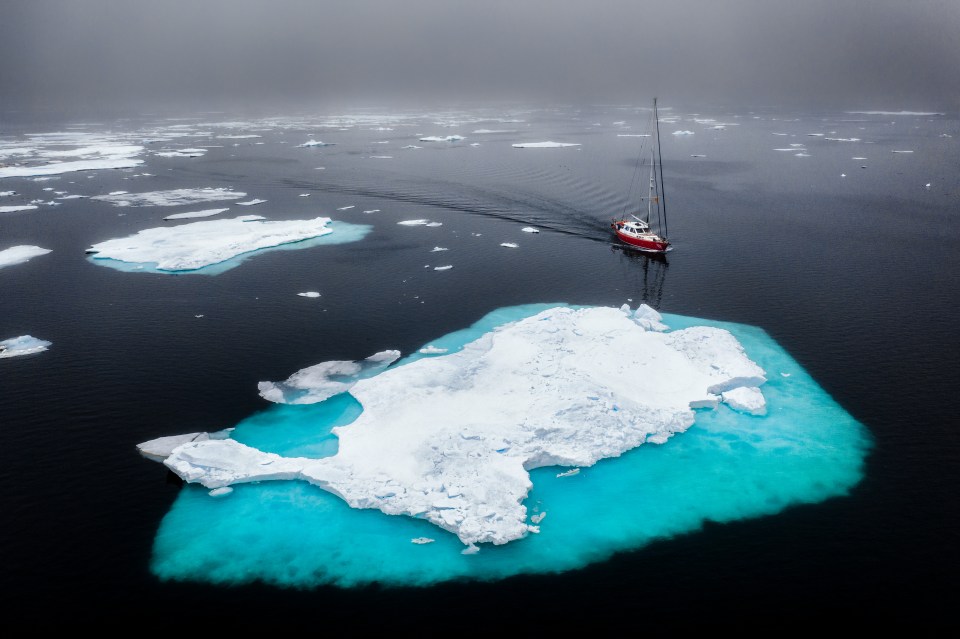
0,245,51,268
0,335,52,358
420,135,464,142
93,188,246,207
160,304,768,547
86,215,336,272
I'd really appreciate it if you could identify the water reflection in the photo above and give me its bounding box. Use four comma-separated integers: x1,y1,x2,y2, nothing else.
612,245,668,308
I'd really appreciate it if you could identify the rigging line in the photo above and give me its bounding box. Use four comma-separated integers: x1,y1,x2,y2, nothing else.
654,97,668,238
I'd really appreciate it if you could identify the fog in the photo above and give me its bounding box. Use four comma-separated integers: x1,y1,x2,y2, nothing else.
2,0,959,114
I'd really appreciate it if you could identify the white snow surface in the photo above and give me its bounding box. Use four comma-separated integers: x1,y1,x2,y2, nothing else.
87,215,334,271
159,305,767,546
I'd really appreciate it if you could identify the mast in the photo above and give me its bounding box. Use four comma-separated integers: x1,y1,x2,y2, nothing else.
647,150,654,223
653,97,668,238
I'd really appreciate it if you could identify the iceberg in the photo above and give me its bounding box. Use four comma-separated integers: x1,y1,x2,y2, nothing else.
86,215,337,272
145,302,870,588
0,245,51,268
258,350,401,405
159,305,770,547
0,335,52,358
500,242,519,248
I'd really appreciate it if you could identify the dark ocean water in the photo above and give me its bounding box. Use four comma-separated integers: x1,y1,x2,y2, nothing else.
1,102,958,629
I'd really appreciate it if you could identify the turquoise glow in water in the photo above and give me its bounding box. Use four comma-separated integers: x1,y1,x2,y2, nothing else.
88,221,371,275
150,304,872,588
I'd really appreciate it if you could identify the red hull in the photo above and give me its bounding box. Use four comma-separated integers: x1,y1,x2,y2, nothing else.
612,225,670,253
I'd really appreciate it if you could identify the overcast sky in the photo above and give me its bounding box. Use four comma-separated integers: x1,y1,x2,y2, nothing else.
2,0,958,114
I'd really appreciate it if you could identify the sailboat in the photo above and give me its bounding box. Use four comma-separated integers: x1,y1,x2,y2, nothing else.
611,97,671,253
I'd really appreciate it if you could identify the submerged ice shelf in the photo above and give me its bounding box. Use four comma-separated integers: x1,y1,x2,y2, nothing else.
141,302,870,587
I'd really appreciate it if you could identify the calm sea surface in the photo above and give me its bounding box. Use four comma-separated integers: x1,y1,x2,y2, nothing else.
1,102,957,628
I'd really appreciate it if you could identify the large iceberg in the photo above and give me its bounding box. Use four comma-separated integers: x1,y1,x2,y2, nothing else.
86,215,336,271
159,304,768,547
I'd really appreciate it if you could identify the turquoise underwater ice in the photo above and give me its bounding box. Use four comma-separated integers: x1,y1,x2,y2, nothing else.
150,303,872,587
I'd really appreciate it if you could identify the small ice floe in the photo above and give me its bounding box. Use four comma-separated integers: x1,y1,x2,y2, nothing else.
617,133,651,137
363,209,380,214
298,193,310,197
434,265,453,271
236,198,266,206
370,155,393,159
0,191,16,197
780,372,791,377
164,208,229,221
0,335,52,358
93,187,245,207
530,511,547,524
430,247,448,252
672,130,695,136
209,487,233,498
57,194,87,200
925,183,931,189
195,314,204,318
892,150,914,153
401,145,422,149
419,135,464,142
411,537,434,545
773,148,798,152
0,205,39,213
795,153,811,157
721,386,767,416
521,227,539,233
298,139,334,147
500,242,519,248
398,219,431,226
511,141,580,148
337,205,355,211
556,468,580,478
461,544,480,555
824,138,860,142
297,291,321,298
853,157,868,160
0,245,51,268
258,350,401,404
807,133,825,137
418,345,448,354
841,173,846,177
154,148,206,158
426,222,442,227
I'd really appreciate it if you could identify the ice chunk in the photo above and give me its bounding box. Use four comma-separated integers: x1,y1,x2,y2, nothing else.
521,227,539,233
257,350,401,405
297,292,321,298
419,135,464,142
511,141,580,148
93,188,245,207
434,265,453,271
500,242,519,248
0,335,52,358
0,205,39,213
163,208,230,221
236,199,266,206
398,219,431,226
721,386,767,416
0,245,51,268
298,140,334,147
